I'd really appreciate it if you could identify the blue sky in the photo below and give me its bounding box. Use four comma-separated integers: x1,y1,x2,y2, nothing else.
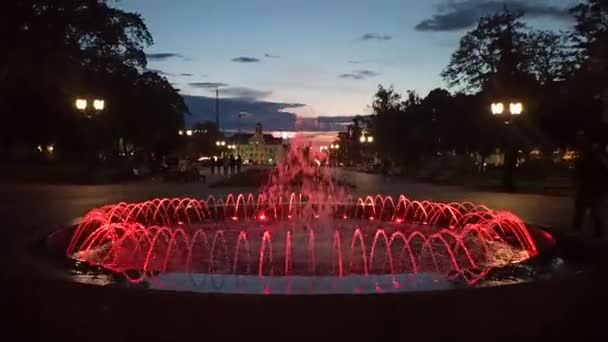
119,0,575,119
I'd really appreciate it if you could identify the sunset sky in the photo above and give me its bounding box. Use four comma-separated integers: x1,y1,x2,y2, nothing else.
120,0,575,120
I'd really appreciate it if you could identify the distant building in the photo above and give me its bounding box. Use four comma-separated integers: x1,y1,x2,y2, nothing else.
227,123,285,164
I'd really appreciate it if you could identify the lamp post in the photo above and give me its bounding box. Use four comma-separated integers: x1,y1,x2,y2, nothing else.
358,134,374,166
491,101,524,191
329,144,340,166
75,97,105,161
237,112,248,156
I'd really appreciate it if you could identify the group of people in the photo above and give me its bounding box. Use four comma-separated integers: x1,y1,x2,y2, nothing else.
211,155,242,176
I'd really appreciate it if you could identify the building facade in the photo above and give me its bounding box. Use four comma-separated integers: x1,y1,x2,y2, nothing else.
227,123,285,165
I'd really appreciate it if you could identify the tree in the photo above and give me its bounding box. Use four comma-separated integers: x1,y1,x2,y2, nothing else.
371,85,402,114
570,0,608,95
0,0,187,160
371,85,403,161
442,10,529,92
571,0,608,55
526,30,576,84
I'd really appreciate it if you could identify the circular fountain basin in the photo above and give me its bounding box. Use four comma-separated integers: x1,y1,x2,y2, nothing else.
41,194,587,295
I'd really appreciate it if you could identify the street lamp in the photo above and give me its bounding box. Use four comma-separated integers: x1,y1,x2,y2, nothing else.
490,101,524,192
328,144,340,166
76,97,105,118
491,101,523,124
360,134,374,144
186,130,193,136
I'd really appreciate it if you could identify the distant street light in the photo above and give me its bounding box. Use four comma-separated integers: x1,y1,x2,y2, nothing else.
178,130,184,136
186,130,193,136
360,134,374,144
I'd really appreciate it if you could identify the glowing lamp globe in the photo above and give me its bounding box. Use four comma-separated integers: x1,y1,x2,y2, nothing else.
93,99,105,111
510,102,523,115
75,99,87,111
491,102,504,115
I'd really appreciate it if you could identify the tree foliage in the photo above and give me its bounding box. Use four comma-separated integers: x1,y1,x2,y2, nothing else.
442,10,579,91
441,11,529,92
0,0,187,159
526,30,576,84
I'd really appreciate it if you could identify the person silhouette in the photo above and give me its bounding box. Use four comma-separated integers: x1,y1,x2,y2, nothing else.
229,155,236,175
572,131,607,238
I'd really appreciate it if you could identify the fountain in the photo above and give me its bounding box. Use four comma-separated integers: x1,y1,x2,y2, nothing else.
63,140,550,294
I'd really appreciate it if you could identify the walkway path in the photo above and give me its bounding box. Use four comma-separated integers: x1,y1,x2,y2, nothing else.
1,169,605,234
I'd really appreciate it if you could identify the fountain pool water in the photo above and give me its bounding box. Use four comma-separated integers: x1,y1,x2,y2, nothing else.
63,193,551,294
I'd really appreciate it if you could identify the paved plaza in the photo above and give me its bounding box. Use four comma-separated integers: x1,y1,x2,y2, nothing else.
1,169,604,236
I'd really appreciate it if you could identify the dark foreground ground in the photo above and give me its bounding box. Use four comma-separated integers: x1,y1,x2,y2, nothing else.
1,175,607,341
3,264,607,341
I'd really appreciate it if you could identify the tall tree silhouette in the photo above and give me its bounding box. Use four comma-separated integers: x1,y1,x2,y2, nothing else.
442,10,530,92
0,0,187,159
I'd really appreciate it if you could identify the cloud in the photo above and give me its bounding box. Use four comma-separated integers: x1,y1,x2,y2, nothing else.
180,73,193,77
360,33,392,41
358,70,378,77
188,82,229,88
221,87,272,100
145,52,183,61
338,70,379,80
264,53,280,58
188,83,271,100
338,74,365,80
183,95,304,130
232,56,261,63
416,0,573,32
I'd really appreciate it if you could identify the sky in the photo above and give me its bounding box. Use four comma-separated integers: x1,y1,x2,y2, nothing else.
118,0,576,125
